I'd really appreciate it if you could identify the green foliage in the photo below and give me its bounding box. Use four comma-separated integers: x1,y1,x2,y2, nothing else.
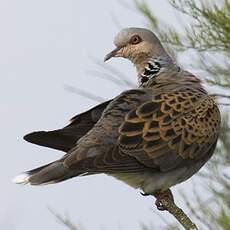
135,0,230,88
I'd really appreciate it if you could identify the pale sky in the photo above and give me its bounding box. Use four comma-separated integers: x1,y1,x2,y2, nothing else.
1,1,205,229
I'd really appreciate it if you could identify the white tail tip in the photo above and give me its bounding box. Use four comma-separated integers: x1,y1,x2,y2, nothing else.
12,173,30,184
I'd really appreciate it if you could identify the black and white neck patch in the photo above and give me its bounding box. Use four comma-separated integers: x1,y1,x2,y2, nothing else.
140,59,161,84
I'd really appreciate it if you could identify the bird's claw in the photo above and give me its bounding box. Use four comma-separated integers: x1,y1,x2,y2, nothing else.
155,200,166,211
153,189,174,211
140,192,150,196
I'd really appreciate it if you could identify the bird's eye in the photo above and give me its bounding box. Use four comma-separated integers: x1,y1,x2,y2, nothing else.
130,35,142,45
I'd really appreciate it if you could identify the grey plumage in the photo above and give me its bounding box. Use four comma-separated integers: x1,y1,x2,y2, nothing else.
13,28,220,196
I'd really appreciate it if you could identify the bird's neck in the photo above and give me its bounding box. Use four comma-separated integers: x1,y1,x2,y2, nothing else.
136,55,177,87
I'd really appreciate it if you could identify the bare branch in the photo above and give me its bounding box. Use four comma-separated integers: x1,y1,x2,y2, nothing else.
48,208,79,230
159,198,198,230
64,85,105,102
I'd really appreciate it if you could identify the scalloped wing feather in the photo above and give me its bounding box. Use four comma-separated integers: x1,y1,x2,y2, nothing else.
119,88,220,170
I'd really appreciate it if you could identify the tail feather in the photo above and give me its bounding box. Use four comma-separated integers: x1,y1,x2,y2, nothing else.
12,161,85,185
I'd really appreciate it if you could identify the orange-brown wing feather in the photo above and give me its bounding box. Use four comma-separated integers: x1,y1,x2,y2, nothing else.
119,89,220,170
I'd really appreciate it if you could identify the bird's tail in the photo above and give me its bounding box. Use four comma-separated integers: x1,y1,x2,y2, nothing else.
12,160,85,185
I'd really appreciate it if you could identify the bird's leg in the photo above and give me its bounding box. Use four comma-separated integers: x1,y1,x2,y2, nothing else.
153,189,174,211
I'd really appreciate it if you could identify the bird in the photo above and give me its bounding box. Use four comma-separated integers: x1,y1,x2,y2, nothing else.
13,27,221,210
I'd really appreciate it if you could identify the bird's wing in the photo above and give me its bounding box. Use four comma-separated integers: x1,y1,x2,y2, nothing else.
63,87,220,173
24,100,112,152
118,88,220,171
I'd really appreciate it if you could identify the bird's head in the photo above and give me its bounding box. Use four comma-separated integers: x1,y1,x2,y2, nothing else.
104,27,168,64
104,27,175,86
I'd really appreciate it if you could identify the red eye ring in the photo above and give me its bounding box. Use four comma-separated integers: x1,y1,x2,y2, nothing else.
130,35,142,45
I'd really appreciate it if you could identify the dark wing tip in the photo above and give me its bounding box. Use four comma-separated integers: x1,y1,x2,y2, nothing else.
23,131,72,152
23,131,46,143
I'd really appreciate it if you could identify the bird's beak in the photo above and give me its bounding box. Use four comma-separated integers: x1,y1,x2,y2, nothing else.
104,47,123,62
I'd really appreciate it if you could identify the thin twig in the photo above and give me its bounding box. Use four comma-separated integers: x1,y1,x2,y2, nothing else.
64,85,105,102
218,103,230,106
48,207,79,230
210,93,230,99
180,191,215,230
159,198,198,230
